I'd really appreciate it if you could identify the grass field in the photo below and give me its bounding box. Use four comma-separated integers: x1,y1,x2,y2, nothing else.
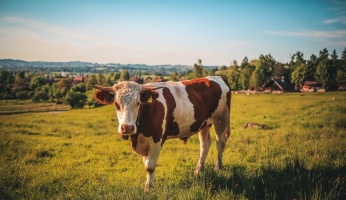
0,100,70,115
1,92,345,199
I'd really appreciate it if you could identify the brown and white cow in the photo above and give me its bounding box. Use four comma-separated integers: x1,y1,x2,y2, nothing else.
92,76,231,191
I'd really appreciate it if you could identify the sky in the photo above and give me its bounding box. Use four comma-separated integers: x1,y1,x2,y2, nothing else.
0,0,345,66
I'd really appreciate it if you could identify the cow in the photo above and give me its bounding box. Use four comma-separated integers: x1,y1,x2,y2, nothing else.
92,76,231,191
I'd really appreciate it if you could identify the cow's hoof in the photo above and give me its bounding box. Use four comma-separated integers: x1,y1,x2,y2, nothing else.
144,183,151,192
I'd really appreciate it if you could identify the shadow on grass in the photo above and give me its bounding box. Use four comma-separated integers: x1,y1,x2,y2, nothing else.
177,159,346,199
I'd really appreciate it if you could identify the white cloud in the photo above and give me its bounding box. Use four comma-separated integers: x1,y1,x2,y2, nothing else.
323,16,346,24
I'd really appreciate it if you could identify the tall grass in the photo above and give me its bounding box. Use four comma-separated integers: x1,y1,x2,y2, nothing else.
0,92,345,199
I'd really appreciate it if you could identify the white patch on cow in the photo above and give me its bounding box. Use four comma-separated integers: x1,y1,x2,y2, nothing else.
206,76,230,123
170,82,195,137
155,89,167,135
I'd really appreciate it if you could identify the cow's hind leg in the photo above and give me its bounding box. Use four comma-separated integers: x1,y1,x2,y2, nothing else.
213,120,229,171
194,125,211,175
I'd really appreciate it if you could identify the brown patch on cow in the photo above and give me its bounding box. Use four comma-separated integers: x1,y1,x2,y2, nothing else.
137,100,165,143
182,78,222,132
162,88,180,139
94,90,114,104
130,133,150,157
140,90,159,102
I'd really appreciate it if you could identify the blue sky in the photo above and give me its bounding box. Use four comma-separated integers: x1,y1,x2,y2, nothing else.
0,0,345,66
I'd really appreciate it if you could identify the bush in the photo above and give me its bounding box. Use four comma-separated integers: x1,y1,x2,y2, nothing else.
64,91,87,109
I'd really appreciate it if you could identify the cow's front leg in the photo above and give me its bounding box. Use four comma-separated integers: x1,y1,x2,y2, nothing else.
144,139,161,192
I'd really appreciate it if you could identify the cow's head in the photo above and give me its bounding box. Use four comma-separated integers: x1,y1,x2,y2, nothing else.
92,81,160,136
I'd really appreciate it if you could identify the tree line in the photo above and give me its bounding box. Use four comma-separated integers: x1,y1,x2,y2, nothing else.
202,47,345,91
0,70,129,108
1,47,345,109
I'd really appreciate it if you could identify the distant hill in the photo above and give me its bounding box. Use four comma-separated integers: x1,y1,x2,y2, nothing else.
0,59,219,76
0,59,100,68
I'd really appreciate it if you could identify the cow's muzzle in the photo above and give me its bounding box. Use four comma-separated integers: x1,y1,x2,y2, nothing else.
120,124,135,135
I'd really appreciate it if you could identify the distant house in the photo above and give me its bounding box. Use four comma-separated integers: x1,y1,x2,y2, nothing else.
73,76,84,85
263,78,294,93
73,76,84,83
338,83,346,91
301,81,321,92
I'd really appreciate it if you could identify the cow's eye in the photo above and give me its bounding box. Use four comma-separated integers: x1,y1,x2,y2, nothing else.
137,102,140,106
115,102,121,110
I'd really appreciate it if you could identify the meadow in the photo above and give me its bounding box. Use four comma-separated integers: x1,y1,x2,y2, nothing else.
0,92,345,199
0,100,69,115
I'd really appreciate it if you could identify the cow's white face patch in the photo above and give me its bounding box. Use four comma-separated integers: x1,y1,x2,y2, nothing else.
113,81,142,134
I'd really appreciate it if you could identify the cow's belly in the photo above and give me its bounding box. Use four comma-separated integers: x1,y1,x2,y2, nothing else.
167,131,197,139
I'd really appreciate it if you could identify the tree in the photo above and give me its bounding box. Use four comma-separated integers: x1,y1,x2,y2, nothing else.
86,74,98,89
32,93,41,104
306,54,318,80
341,47,346,71
291,64,307,88
315,48,330,88
240,65,254,89
169,70,179,81
250,69,263,90
16,90,28,101
193,59,205,78
240,56,249,69
227,60,240,90
58,78,72,90
105,72,118,86
12,74,28,98
120,70,130,81
65,91,87,109
0,71,14,99
255,54,276,83
336,70,346,86
33,85,50,102
209,67,218,76
315,60,329,88
329,49,339,84
96,73,105,85
30,74,46,90
290,51,306,68
70,83,86,93
86,90,100,108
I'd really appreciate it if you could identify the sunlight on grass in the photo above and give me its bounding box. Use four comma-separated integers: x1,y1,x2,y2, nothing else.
0,92,345,199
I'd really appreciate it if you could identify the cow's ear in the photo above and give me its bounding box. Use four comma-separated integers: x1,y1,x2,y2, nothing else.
94,90,114,104
140,90,159,102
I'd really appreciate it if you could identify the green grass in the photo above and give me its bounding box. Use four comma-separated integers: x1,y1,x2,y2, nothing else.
0,92,345,199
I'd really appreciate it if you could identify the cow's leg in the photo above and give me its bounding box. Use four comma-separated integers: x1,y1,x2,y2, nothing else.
144,140,161,192
214,121,228,172
194,126,211,175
